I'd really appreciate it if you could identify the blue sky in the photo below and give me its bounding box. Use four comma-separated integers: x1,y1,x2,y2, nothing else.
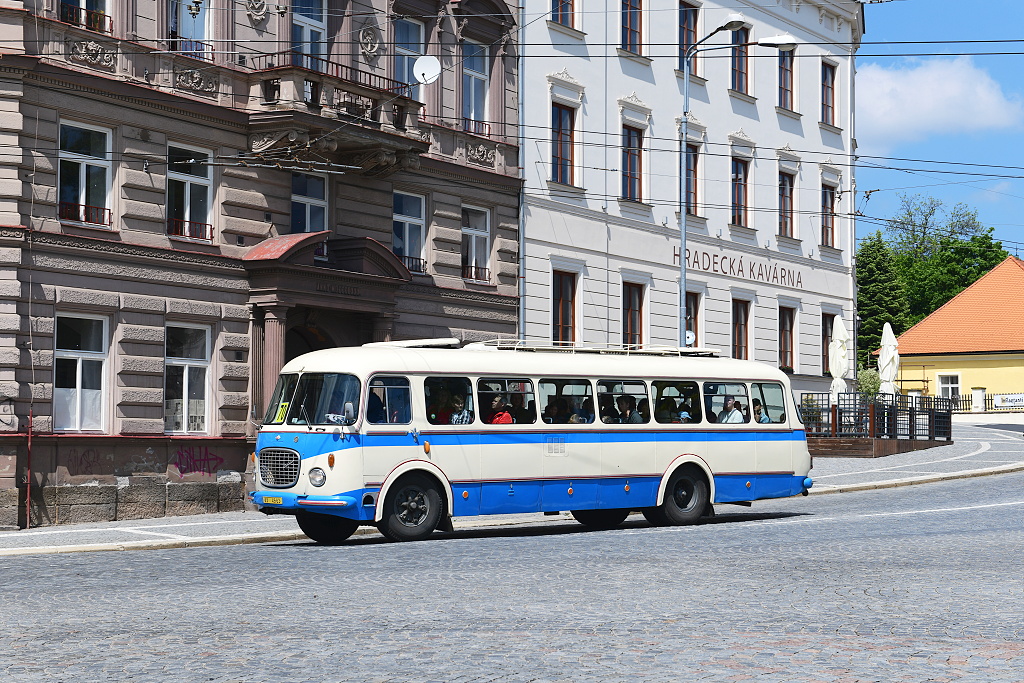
855,0,1024,255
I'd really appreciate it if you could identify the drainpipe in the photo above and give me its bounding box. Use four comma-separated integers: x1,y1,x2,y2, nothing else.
516,0,526,340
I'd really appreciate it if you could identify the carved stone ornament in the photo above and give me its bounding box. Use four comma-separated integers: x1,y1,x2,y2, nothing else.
467,143,496,166
342,149,421,177
68,40,116,70
249,129,338,153
359,25,381,58
246,0,269,24
175,68,218,93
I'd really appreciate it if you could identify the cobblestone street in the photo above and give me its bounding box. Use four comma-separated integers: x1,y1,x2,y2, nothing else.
2,470,1023,682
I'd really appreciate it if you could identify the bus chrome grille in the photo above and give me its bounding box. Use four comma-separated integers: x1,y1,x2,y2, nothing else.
258,448,300,488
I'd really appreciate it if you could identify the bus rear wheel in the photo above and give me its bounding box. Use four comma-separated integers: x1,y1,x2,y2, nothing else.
377,473,443,542
571,508,631,529
644,466,709,527
296,512,360,545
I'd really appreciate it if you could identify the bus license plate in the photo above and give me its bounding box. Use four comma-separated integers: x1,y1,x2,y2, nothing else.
263,496,283,505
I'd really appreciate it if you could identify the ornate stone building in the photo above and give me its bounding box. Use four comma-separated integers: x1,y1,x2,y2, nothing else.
0,0,520,527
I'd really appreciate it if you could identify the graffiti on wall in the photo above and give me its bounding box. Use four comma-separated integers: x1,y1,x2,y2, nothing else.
66,448,103,476
171,445,224,477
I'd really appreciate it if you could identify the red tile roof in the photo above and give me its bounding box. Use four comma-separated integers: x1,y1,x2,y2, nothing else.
896,256,1024,355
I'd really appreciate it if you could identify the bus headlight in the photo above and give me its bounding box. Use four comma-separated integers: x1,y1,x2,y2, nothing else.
309,468,327,487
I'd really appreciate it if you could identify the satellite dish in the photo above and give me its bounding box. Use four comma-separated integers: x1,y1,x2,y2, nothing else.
413,55,441,85
684,330,696,347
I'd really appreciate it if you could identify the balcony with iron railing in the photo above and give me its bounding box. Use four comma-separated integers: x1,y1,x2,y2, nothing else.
462,264,490,282
168,34,215,62
59,2,113,34
249,51,411,96
59,202,113,227
167,218,213,241
462,117,491,137
397,254,426,274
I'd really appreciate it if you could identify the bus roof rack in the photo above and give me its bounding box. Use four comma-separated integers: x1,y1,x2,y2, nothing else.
363,338,461,349
465,339,720,357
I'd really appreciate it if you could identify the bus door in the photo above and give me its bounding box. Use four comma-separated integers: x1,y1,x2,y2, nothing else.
702,381,758,501
537,379,599,510
597,379,656,507
362,375,419,484
749,381,795,498
421,376,481,516
477,378,542,514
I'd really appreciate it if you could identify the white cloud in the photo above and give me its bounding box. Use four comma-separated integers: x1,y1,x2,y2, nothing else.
857,57,1024,153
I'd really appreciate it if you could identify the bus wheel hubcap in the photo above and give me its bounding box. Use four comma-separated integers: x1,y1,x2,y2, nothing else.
397,488,428,526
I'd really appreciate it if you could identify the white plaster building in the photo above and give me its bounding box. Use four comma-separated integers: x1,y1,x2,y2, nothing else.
520,0,862,392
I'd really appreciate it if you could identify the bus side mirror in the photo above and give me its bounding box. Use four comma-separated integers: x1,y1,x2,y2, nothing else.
343,402,356,425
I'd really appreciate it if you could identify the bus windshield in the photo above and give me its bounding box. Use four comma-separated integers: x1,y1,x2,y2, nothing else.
266,373,361,426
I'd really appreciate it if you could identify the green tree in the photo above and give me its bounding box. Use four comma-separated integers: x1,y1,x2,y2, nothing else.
886,193,987,259
856,231,909,369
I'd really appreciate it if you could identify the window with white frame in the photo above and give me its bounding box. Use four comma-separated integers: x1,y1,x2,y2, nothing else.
291,172,327,234
462,40,489,135
291,0,326,70
393,192,426,273
58,121,112,227
552,0,573,27
54,315,107,431
164,325,210,433
60,0,112,34
461,206,490,281
937,374,960,399
167,144,212,241
169,0,211,59
395,18,424,100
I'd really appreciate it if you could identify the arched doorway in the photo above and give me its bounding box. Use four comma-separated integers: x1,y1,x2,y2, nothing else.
285,324,334,362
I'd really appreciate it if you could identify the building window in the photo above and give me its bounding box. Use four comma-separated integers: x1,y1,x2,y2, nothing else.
552,270,576,343
732,300,750,360
731,27,749,94
779,50,794,110
685,291,700,346
621,125,643,202
822,313,835,375
164,326,210,433
169,0,211,60
937,374,960,399
623,282,643,347
60,0,113,34
678,1,698,71
621,0,642,54
552,0,573,27
58,122,112,227
821,184,837,247
779,172,794,237
552,103,575,185
731,158,748,227
462,40,489,135
461,206,490,281
779,307,795,370
393,192,426,273
54,315,107,431
395,18,424,100
167,144,212,241
290,0,325,70
291,172,327,235
685,144,698,215
821,62,836,126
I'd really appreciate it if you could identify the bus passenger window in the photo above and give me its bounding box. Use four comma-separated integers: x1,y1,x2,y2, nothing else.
751,382,787,424
652,380,702,423
367,376,411,425
424,377,474,425
703,382,750,424
538,379,594,424
477,378,536,425
597,380,650,424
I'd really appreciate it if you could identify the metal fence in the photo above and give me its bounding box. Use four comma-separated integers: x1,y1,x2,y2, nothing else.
951,393,1023,413
799,393,954,441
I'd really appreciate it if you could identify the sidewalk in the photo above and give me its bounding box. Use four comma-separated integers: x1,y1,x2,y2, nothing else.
3,422,1022,557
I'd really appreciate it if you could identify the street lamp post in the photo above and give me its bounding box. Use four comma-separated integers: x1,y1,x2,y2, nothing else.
677,15,797,347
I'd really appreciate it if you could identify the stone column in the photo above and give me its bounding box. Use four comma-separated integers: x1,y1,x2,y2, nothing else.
249,306,265,420
373,314,394,343
261,305,291,408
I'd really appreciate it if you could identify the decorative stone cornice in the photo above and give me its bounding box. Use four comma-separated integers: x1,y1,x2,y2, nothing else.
249,129,338,153
26,231,245,271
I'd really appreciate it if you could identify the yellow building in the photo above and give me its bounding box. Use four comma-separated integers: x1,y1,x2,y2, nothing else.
895,257,1024,399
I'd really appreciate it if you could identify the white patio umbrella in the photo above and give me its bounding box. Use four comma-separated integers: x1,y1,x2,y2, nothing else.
828,316,851,405
877,322,900,395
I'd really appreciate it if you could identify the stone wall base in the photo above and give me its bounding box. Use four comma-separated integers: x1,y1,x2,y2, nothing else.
12,480,252,528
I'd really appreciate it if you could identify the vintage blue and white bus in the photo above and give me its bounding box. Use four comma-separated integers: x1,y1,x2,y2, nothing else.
250,339,813,544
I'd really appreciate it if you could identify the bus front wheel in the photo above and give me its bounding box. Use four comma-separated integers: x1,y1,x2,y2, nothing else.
296,512,360,545
377,473,443,542
643,466,709,527
571,508,631,529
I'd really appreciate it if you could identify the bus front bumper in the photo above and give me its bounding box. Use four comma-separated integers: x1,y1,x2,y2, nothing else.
250,490,367,519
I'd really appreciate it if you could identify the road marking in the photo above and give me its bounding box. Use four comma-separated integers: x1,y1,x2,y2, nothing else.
758,499,1024,527
11,516,297,539
814,441,994,480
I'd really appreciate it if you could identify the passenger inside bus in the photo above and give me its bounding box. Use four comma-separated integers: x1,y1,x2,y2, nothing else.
448,394,474,424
